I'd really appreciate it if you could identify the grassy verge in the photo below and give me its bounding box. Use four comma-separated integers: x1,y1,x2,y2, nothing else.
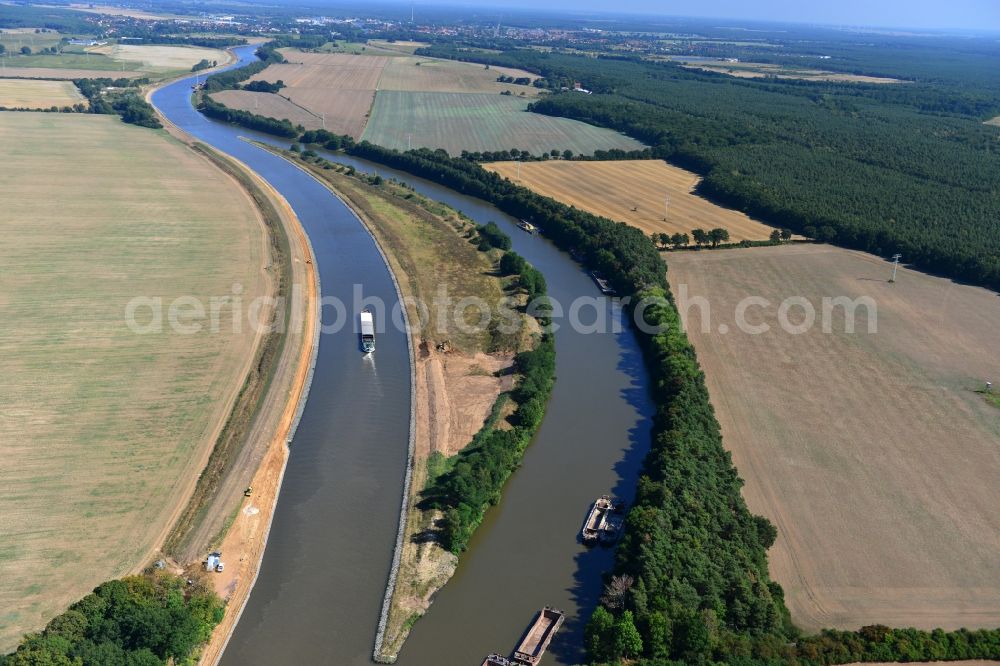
977,389,1000,410
161,144,292,558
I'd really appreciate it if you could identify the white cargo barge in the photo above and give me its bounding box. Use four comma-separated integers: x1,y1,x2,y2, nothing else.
360,309,375,354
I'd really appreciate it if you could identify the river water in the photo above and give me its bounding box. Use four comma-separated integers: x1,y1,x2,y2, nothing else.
152,46,653,666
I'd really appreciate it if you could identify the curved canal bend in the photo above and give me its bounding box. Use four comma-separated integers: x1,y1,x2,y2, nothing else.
153,46,653,666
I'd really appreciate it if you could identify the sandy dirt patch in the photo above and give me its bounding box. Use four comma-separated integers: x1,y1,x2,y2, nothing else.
178,156,318,666
415,349,514,461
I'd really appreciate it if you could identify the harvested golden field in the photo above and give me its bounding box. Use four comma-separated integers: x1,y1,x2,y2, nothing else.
0,113,270,651
0,78,85,108
667,244,1000,632
377,55,541,95
249,52,388,137
264,51,389,87
485,159,778,241
680,60,903,84
209,89,323,130
89,43,228,72
985,116,1000,127
366,39,429,55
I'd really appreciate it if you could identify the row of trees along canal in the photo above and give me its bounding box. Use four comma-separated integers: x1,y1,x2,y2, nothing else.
198,56,1000,663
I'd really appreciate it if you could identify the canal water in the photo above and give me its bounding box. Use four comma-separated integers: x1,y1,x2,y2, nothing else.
152,46,654,666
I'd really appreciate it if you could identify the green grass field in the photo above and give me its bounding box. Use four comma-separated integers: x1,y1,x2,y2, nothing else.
361,91,645,156
0,113,269,651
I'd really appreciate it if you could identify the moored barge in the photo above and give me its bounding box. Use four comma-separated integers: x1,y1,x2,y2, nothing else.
581,495,613,544
581,495,626,545
589,270,617,295
512,607,564,665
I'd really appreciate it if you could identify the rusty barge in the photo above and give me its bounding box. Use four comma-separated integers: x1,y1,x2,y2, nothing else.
514,607,565,665
482,607,565,666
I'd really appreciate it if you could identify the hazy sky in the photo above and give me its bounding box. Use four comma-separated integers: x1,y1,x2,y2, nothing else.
476,0,1000,31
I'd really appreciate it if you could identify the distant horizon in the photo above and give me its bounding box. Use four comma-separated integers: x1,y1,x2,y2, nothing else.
327,0,1000,33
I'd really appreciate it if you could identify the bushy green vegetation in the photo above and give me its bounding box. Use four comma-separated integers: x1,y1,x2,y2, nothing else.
416,44,1000,292
197,43,303,136
346,143,665,294
242,79,284,93
474,221,511,251
299,128,356,151
0,572,223,666
74,77,161,128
